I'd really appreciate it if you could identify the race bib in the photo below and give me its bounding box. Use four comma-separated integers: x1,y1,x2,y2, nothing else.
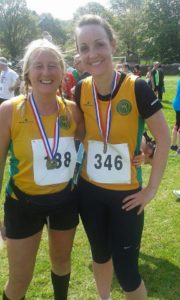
31,137,76,185
87,141,131,184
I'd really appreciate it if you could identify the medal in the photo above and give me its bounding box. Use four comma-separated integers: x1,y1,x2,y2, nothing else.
30,94,60,168
103,142,107,154
46,159,57,170
92,71,118,151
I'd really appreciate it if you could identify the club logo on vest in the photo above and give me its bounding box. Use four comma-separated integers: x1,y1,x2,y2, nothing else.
19,118,33,124
60,115,70,129
116,100,132,115
84,100,94,107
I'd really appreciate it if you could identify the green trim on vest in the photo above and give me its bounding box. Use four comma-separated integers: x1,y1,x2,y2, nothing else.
135,116,145,186
6,142,19,195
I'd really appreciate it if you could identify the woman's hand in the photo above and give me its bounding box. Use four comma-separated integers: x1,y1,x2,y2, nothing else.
122,186,157,215
132,151,145,167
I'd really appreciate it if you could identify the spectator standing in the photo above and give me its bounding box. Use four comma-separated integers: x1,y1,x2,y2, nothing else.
0,57,20,104
158,64,165,97
151,62,164,101
72,54,82,82
170,78,180,154
122,62,132,74
145,66,152,88
73,54,90,82
116,63,123,72
62,71,76,100
133,64,142,77
71,54,90,97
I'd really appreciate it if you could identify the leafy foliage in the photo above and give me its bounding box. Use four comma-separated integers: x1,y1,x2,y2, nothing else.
73,1,113,23
141,0,180,63
110,0,144,16
0,0,40,60
0,0,179,64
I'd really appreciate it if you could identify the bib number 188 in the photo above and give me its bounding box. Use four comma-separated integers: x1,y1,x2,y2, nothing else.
45,151,71,169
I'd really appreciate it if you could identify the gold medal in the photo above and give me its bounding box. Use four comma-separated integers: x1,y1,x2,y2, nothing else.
46,159,57,170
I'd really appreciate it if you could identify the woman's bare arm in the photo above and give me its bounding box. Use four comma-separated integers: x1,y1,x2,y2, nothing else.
122,110,170,214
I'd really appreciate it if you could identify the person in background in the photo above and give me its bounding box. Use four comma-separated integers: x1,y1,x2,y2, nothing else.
75,14,170,300
72,54,82,82
0,57,20,104
151,61,164,101
133,64,142,77
0,39,84,300
170,78,180,154
71,54,90,97
73,54,90,82
116,63,123,72
145,66,152,88
122,62,132,74
66,63,75,74
158,64,165,97
62,71,76,100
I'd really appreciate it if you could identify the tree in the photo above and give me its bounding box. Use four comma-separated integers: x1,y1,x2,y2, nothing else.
73,2,113,23
140,0,180,63
109,0,144,57
0,0,39,61
110,0,144,16
109,0,180,63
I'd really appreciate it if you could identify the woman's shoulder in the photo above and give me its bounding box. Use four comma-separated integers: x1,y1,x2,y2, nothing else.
10,95,26,106
0,95,27,121
0,95,23,112
0,98,14,126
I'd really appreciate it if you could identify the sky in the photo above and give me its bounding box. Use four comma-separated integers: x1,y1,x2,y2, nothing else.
26,0,109,20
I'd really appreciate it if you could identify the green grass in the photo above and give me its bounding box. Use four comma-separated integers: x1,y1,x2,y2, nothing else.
0,76,180,299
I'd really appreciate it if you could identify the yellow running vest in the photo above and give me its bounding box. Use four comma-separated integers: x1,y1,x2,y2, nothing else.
7,95,77,196
80,74,144,190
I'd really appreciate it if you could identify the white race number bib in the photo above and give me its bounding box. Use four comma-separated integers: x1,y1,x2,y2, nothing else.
31,137,76,185
87,140,131,184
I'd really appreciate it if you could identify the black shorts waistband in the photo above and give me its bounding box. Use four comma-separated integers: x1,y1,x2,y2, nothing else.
8,177,72,207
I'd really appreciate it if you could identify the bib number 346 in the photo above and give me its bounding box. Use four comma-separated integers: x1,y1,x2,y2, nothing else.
94,154,123,171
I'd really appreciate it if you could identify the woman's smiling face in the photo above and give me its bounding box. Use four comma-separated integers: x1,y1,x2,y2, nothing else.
76,24,116,78
28,50,63,96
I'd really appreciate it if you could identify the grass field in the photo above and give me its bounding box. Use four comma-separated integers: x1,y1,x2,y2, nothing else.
0,76,180,299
